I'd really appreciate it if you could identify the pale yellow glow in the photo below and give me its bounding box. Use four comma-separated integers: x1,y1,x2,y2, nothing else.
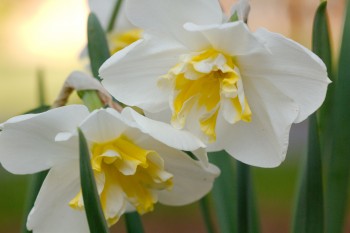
11,0,88,66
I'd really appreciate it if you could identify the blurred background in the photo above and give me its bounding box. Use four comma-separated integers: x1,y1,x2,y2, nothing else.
0,0,348,232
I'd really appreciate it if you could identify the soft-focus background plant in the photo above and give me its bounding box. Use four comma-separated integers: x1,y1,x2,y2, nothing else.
0,0,348,232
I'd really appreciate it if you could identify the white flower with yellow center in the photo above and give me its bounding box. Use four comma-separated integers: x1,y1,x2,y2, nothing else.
100,0,330,167
0,105,218,233
88,0,142,53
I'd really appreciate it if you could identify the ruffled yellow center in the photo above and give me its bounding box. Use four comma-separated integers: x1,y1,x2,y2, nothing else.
69,134,173,226
160,48,252,142
108,28,142,54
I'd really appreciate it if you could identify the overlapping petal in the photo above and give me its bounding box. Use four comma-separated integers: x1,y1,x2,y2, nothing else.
237,29,330,123
126,0,223,47
0,105,218,232
100,0,330,168
0,105,89,174
184,21,267,56
100,36,187,112
129,136,219,205
119,107,206,151
27,162,88,233
211,77,299,167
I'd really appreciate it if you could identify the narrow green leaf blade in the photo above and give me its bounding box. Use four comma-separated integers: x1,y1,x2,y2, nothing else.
312,1,334,162
326,0,350,231
209,151,237,233
78,128,109,233
124,212,145,233
80,13,109,110
236,161,260,233
23,105,51,114
106,0,124,33
87,13,110,80
292,114,324,233
292,3,328,232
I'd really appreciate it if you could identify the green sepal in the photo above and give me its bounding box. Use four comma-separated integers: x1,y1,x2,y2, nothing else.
78,128,109,233
325,0,350,231
124,212,145,233
87,13,111,81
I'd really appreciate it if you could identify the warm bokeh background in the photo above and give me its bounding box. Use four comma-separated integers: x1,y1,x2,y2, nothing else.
0,0,348,232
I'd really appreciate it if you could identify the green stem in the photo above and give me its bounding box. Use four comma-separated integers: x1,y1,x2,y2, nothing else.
199,195,216,233
78,90,104,111
124,212,145,233
107,0,124,33
236,161,249,233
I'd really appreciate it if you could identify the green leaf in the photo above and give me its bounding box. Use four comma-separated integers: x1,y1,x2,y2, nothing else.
80,12,109,111
325,0,350,231
236,161,260,233
209,151,237,233
292,114,324,233
23,105,51,114
106,0,124,33
36,68,46,106
87,13,111,80
291,3,329,232
78,128,109,233
124,212,145,233
312,1,334,162
209,153,261,233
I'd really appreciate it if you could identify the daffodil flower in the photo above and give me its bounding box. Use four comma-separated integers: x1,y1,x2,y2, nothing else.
0,105,218,232
100,0,330,167
88,0,142,53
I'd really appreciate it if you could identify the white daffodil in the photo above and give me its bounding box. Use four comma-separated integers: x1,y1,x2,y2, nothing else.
100,0,330,168
0,105,218,233
88,0,142,54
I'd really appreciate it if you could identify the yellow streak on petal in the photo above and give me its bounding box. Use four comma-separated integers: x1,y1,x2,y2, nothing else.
161,48,252,141
69,134,173,226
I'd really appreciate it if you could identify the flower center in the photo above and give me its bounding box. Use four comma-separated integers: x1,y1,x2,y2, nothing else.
160,48,252,142
108,29,143,54
69,134,173,226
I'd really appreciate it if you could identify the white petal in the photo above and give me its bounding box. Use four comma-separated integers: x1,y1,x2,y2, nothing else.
126,0,223,47
120,107,205,151
102,183,126,223
80,108,128,143
237,29,330,123
216,77,299,167
184,21,267,56
27,162,89,233
100,36,186,113
0,105,88,174
154,143,219,205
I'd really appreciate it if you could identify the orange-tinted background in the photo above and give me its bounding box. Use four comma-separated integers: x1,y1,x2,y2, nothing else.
0,0,348,232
